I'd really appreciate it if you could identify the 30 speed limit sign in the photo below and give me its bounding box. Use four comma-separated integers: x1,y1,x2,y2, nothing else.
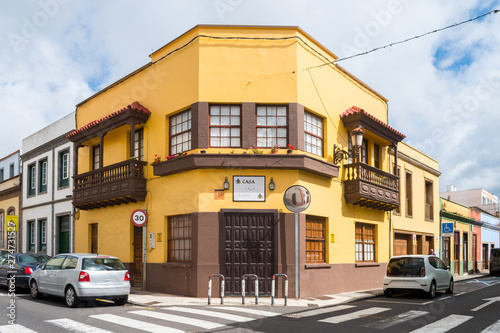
131,209,148,227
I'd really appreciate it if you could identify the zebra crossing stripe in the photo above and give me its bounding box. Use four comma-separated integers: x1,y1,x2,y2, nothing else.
410,314,473,333
481,319,500,332
129,310,224,330
90,314,183,333
0,324,37,332
215,306,281,317
363,310,429,329
284,304,356,318
46,318,113,332
165,307,253,322
319,307,391,324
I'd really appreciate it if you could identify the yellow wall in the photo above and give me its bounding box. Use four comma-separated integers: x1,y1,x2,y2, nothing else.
75,26,397,266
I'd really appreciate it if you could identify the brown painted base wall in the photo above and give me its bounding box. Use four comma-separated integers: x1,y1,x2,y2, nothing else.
132,210,388,298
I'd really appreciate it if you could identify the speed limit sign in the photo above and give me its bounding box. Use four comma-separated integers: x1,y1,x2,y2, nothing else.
131,209,148,227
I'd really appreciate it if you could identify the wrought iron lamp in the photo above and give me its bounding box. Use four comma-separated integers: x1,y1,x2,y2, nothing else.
269,177,275,190
333,125,365,165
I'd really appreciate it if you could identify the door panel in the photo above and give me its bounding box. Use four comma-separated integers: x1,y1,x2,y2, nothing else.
133,226,143,288
222,211,276,296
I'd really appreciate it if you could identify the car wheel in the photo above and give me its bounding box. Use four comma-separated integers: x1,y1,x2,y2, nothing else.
65,286,80,308
446,279,454,294
383,290,393,297
30,280,43,299
427,281,436,299
114,296,128,306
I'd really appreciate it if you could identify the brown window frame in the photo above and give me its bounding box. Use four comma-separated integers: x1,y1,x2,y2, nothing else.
92,145,100,171
256,105,288,148
133,128,144,160
394,165,401,215
168,215,192,262
209,105,241,148
405,171,413,217
425,179,434,221
355,223,376,262
306,215,326,263
169,109,192,155
304,111,324,157
374,143,380,169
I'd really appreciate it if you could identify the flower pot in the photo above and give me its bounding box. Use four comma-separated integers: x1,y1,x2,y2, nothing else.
287,149,293,154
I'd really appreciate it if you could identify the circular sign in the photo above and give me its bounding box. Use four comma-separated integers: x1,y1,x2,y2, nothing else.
283,185,311,213
131,209,148,227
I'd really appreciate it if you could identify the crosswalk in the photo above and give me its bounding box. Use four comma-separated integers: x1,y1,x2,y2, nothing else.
1,304,500,332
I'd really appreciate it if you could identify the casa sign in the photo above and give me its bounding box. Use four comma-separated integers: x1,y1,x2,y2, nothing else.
131,209,147,227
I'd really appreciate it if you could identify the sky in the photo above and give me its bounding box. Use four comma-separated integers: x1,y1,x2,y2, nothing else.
1,0,500,195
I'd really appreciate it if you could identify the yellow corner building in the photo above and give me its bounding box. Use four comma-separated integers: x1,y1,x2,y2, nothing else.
68,25,438,298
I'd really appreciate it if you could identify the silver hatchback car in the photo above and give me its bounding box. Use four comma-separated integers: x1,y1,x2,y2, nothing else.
29,253,130,307
383,255,454,298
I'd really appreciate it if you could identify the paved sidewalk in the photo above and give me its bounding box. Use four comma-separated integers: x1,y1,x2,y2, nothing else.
127,272,490,308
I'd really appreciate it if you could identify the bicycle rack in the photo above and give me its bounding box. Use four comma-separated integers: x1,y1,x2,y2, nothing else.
271,274,288,306
208,274,225,305
241,274,259,305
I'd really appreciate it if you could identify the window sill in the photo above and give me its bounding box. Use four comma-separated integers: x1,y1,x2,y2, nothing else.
355,262,381,268
162,262,192,269
305,263,332,269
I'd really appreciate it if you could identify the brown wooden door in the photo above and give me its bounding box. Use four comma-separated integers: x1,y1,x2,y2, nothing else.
443,237,451,266
472,234,477,272
483,244,489,269
394,234,409,255
221,210,277,296
91,224,98,253
133,226,143,288
454,232,460,274
463,232,468,274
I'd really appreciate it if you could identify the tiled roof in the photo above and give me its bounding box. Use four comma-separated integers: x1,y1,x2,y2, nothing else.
340,106,406,139
67,102,150,139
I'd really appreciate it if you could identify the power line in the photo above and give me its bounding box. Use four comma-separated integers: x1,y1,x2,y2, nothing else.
309,9,500,69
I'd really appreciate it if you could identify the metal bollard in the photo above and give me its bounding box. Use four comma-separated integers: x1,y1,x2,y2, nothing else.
208,274,225,305
241,274,259,305
271,274,288,306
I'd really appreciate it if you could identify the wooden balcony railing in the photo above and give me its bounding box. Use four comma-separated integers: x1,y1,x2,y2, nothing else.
343,162,399,211
73,159,147,210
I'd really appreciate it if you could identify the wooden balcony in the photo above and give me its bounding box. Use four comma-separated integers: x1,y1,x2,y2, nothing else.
343,162,399,211
73,159,147,210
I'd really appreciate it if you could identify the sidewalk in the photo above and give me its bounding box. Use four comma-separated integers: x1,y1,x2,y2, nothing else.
127,271,490,308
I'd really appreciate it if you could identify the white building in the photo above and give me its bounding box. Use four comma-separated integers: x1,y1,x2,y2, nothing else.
441,186,499,216
21,112,76,255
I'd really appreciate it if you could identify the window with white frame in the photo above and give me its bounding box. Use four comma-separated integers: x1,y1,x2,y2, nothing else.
170,110,191,155
39,159,47,193
28,164,36,196
59,150,69,188
39,219,46,252
209,105,241,148
256,105,287,148
304,111,323,156
28,221,35,252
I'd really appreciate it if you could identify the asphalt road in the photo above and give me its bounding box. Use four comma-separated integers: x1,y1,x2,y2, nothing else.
1,276,499,332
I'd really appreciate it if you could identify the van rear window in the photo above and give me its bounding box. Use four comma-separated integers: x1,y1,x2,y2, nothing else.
492,249,500,258
387,257,425,277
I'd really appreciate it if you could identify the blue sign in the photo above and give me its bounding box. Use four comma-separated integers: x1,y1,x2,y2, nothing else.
442,222,454,234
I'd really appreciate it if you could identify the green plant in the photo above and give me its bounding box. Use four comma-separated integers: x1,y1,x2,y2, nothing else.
251,146,263,154
271,144,280,154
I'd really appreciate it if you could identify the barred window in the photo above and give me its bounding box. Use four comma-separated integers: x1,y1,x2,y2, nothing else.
256,105,287,148
170,110,191,155
355,223,375,262
168,215,192,262
304,111,323,156
306,216,326,263
210,105,241,147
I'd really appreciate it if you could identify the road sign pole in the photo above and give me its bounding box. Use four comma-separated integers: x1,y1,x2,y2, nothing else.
295,212,299,300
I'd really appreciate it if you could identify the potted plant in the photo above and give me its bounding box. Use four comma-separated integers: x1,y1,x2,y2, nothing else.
271,144,280,154
287,144,294,154
151,154,162,165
